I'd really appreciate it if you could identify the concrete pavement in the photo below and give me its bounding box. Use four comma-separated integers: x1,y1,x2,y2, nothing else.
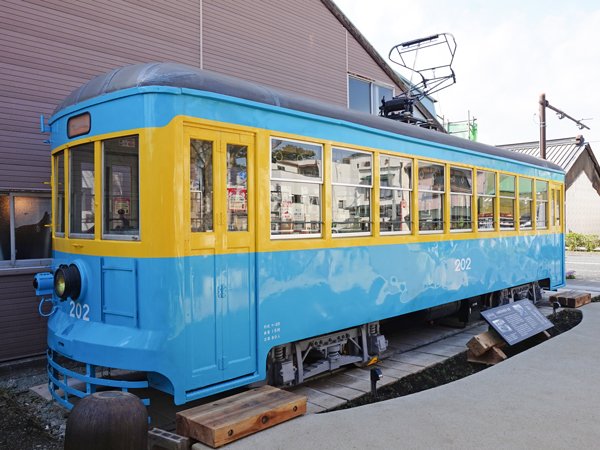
193,302,600,450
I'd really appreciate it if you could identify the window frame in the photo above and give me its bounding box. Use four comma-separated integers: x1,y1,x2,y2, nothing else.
379,154,413,235
331,147,373,237
68,142,96,240
536,180,549,230
0,192,52,269
270,137,324,240
101,135,141,241
348,75,395,115
417,161,445,234
518,177,533,230
54,150,66,238
449,166,473,233
476,170,496,232
499,174,516,230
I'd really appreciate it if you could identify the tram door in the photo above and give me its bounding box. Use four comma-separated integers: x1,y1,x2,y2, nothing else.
549,183,563,283
184,127,256,387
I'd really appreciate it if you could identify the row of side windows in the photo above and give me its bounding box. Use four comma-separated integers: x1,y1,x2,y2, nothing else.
268,138,555,239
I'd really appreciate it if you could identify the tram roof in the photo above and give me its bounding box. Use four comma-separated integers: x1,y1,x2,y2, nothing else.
54,62,563,173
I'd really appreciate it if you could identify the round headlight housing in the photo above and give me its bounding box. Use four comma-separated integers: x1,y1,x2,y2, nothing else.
54,264,81,301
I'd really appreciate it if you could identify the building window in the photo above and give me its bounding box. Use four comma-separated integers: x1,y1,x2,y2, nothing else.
536,181,548,229
477,171,495,231
519,178,533,229
0,193,51,267
348,76,394,115
499,174,515,230
332,148,372,236
69,143,95,239
418,161,444,232
450,167,473,231
103,136,140,240
380,155,412,234
270,138,322,238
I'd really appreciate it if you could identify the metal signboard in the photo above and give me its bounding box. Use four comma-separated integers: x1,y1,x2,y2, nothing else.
481,299,553,346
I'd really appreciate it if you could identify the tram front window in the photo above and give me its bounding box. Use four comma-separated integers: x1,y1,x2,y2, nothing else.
69,143,95,238
102,136,140,240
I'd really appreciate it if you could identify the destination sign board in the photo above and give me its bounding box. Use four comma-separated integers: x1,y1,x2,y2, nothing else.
481,299,553,346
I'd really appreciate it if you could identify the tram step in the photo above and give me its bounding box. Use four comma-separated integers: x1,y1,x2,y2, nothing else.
176,385,306,448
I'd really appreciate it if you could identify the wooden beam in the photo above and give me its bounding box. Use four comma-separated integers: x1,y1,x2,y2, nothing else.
176,386,306,448
467,329,505,357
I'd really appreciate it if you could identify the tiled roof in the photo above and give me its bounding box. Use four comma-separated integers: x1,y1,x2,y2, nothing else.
497,137,586,173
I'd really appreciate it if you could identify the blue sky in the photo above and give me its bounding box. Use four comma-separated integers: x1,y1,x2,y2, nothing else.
334,0,600,154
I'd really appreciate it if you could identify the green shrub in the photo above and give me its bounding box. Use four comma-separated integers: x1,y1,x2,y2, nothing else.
565,232,599,251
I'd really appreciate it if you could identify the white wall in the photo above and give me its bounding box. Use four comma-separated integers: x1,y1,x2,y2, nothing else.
566,171,600,235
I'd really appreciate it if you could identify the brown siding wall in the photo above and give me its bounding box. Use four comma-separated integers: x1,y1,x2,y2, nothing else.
0,271,52,362
0,0,201,192
202,0,348,107
347,36,396,88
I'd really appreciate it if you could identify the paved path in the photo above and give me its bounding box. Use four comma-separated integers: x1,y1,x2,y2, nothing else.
565,251,600,281
193,302,600,450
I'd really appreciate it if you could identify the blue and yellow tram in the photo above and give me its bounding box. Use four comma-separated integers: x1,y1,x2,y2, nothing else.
36,63,565,407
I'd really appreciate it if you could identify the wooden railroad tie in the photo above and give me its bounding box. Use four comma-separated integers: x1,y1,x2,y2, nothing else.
176,385,306,448
466,328,551,365
466,329,508,365
549,290,591,308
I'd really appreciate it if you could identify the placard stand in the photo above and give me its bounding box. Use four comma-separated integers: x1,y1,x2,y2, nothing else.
467,299,553,365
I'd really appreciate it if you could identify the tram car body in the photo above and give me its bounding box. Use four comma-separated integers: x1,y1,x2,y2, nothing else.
36,63,565,407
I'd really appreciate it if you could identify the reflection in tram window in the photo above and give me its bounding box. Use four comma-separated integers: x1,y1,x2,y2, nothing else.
227,144,248,232
103,136,140,239
519,178,533,229
332,148,372,235
499,174,515,230
450,166,473,231
418,162,444,232
69,143,95,238
536,181,548,229
55,151,65,236
190,139,213,233
380,155,412,234
270,138,322,237
477,171,495,231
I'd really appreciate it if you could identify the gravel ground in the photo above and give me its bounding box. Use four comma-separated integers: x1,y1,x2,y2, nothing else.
0,357,67,450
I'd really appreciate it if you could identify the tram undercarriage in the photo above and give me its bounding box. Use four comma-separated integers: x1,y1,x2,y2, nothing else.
267,281,544,387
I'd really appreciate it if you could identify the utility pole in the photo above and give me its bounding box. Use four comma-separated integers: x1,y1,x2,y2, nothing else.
539,93,590,159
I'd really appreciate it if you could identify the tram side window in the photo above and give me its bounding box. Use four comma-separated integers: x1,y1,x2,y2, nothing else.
55,151,65,236
191,139,213,232
69,143,95,239
536,181,548,229
418,161,444,232
477,171,495,231
379,155,412,234
332,148,372,236
270,138,322,237
519,178,533,229
103,136,140,240
450,166,473,231
499,174,515,230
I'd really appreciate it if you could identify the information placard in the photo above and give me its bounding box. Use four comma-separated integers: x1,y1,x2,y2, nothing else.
481,299,553,346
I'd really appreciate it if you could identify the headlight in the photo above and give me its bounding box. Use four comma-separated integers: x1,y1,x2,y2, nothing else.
54,264,81,301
